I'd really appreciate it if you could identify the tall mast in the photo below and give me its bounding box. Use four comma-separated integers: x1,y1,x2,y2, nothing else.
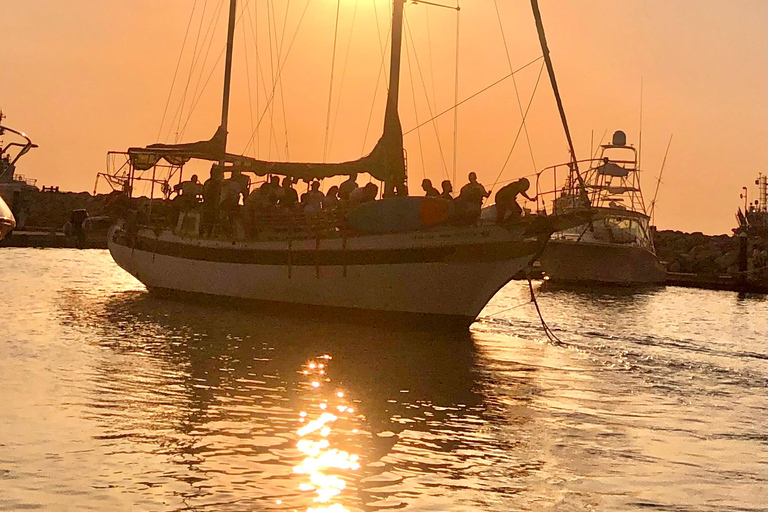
220,0,238,160
530,0,584,188
385,0,405,123
375,0,407,193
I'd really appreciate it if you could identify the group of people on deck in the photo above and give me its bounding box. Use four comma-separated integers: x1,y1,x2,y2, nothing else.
421,172,536,224
171,165,536,235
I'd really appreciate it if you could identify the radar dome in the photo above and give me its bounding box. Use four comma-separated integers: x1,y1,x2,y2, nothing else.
612,130,627,146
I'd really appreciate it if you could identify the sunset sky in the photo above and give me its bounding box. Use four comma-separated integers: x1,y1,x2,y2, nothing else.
1,0,766,235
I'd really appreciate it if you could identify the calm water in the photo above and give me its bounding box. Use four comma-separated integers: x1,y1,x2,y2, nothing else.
1,248,766,511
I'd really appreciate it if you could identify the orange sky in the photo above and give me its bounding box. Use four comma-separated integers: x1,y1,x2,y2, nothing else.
1,0,766,235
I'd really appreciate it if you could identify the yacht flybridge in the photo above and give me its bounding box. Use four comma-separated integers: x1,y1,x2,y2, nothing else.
106,0,592,329
539,130,667,284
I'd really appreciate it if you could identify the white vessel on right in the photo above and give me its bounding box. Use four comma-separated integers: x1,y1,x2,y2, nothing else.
539,130,666,285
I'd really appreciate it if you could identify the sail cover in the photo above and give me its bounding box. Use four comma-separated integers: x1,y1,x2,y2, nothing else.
127,121,406,184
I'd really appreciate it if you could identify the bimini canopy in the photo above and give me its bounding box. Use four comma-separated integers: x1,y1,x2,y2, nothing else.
596,160,630,178
127,119,406,185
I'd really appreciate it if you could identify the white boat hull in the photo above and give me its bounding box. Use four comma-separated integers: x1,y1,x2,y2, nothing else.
108,224,545,326
541,239,667,284
0,194,15,241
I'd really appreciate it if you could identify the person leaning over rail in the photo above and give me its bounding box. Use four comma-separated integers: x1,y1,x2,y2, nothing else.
494,177,536,224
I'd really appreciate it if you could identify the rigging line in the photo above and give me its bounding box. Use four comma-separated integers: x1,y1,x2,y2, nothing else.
251,14,280,159
265,0,280,159
157,0,199,141
592,129,607,158
452,1,460,186
246,0,281,159
177,0,229,141
404,13,450,179
323,0,342,163
244,1,260,156
493,0,536,173
528,278,564,345
240,0,312,156
638,76,643,170
404,26,427,180
166,0,210,142
271,0,292,159
176,0,226,140
186,0,228,120
403,55,542,135
177,0,251,140
360,20,393,156
649,134,673,224
241,6,256,145
372,0,390,84
328,0,360,155
485,60,545,204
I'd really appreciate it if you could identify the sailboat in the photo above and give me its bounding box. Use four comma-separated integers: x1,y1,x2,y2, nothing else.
539,130,667,284
106,0,591,329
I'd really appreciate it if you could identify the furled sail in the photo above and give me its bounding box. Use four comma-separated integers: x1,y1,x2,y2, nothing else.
228,116,405,183
127,118,405,183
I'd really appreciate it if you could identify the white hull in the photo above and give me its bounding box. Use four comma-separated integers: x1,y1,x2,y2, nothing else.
108,224,544,325
0,194,15,241
541,239,666,284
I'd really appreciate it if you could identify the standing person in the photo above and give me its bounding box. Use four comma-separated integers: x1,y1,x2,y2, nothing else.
440,180,453,200
230,168,251,200
304,181,325,213
271,176,285,205
494,177,536,223
458,172,490,203
221,172,245,232
170,173,203,228
339,172,359,200
173,174,203,205
454,172,490,223
421,178,440,197
202,166,223,237
278,177,299,208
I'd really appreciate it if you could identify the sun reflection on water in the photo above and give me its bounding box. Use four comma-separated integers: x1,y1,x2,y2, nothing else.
294,354,360,512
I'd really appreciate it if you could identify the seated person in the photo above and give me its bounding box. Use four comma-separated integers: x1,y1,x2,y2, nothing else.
349,182,378,205
323,185,340,210
421,178,440,197
440,180,453,200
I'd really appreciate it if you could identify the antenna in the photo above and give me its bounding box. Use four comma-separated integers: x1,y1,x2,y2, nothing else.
649,134,673,225
638,77,643,169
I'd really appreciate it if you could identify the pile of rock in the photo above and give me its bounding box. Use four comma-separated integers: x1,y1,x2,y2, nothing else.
654,230,743,275
1,189,116,230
